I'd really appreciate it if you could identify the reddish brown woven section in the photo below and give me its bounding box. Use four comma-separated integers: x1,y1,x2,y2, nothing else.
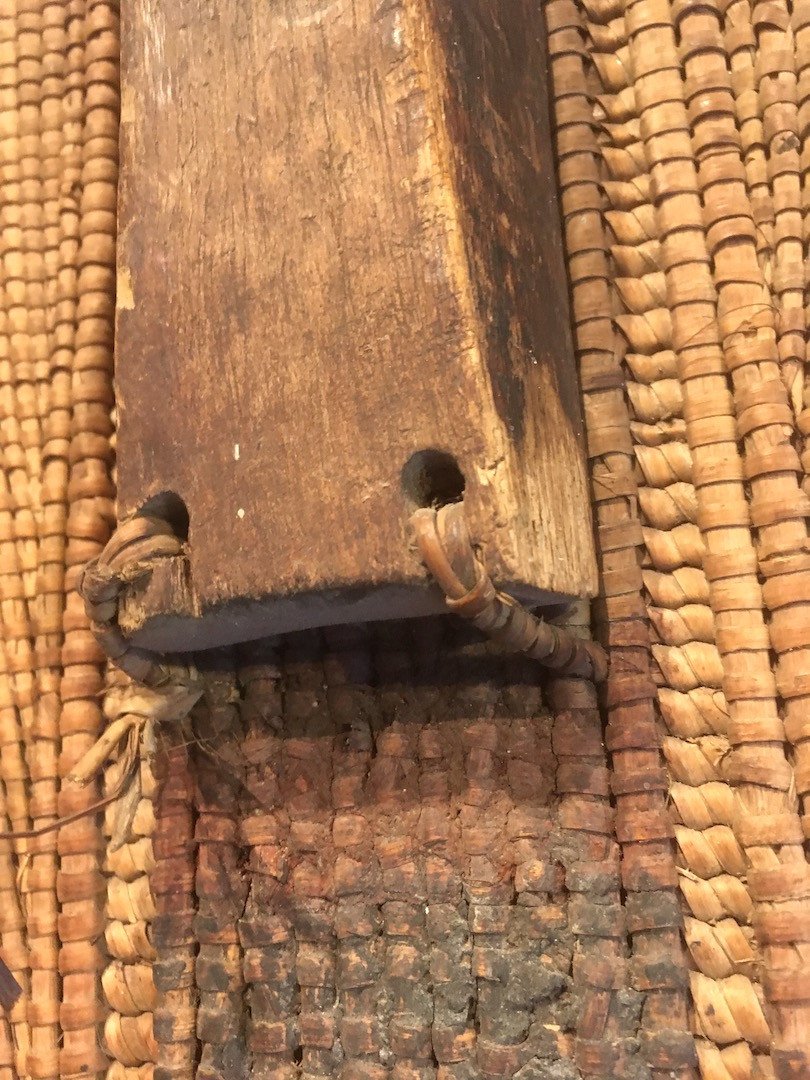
152,737,195,1080
147,626,645,1080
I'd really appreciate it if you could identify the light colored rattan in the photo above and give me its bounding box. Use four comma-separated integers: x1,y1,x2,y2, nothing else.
548,0,810,1071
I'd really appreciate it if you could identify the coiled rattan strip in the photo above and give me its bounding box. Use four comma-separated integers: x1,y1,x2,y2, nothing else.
56,2,117,1076
619,0,810,1072
0,4,38,1071
709,0,810,857
631,359,765,1069
582,8,767,1071
546,2,696,1074
0,3,117,1077
101,670,158,1080
751,0,804,415
18,4,66,1075
576,0,726,1066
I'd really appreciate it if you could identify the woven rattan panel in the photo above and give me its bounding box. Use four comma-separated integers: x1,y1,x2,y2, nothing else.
546,0,810,1071
0,1,807,1079
147,626,655,1080
149,620,699,1080
0,1,116,1078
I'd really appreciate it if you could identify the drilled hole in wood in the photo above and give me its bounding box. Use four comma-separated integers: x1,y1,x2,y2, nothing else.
136,491,190,541
401,450,466,509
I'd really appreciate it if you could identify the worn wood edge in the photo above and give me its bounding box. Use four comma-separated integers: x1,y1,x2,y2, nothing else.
114,0,599,616
416,0,598,601
117,555,574,652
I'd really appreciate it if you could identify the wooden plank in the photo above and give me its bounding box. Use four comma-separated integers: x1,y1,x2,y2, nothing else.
115,0,597,651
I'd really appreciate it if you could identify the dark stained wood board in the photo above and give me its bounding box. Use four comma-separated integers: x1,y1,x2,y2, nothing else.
115,0,597,651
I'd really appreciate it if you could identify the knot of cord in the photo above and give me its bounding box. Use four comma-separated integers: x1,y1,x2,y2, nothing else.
80,514,195,691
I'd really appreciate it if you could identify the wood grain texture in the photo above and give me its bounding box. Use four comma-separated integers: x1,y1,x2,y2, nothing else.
116,0,596,650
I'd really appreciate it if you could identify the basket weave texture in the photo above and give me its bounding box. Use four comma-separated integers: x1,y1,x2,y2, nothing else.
547,0,810,1071
0,1,806,1078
